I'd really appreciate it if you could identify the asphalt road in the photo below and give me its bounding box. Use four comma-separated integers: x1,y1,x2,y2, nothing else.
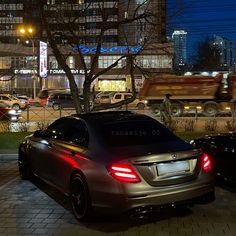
0,159,236,236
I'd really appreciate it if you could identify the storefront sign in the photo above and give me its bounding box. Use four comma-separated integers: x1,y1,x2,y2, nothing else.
39,41,47,78
72,44,142,54
14,69,87,75
49,69,87,74
14,69,37,75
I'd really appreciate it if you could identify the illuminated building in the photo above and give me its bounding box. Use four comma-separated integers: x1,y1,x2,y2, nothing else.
0,1,172,95
172,30,187,70
212,35,235,70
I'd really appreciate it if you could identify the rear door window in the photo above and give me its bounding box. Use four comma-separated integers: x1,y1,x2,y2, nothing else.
114,94,122,99
124,94,132,99
45,118,70,140
59,94,66,100
2,96,9,101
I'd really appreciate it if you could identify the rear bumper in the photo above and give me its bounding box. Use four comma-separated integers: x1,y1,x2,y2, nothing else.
92,182,215,215
127,190,215,217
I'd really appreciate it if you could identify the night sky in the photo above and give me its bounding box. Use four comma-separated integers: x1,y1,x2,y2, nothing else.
167,0,236,59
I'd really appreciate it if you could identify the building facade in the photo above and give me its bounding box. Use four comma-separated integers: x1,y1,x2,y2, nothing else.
172,30,187,71
212,35,235,70
0,0,173,97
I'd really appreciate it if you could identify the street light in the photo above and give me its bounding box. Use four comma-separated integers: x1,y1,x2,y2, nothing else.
19,26,37,99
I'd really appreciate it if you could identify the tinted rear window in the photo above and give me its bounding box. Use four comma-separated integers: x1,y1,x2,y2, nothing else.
101,120,177,147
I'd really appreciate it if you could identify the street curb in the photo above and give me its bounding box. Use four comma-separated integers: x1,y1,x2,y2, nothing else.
0,154,18,160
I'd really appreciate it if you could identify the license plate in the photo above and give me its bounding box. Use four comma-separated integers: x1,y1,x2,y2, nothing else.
157,161,190,176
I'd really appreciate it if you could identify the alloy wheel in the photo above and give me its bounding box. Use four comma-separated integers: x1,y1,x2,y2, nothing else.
70,174,91,220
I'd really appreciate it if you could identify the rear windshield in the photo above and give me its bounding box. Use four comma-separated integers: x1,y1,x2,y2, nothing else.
38,90,69,98
38,90,48,98
101,120,177,147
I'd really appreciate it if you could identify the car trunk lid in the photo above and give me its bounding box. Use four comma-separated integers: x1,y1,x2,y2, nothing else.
109,141,200,186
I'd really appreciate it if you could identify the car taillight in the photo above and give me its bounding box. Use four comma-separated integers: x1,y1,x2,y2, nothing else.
201,153,212,172
107,163,141,183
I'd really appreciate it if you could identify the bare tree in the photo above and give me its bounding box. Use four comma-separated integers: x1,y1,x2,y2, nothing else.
40,0,168,113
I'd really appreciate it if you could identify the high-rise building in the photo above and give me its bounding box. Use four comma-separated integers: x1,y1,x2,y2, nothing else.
172,30,187,70
0,0,172,96
0,1,41,45
212,35,235,69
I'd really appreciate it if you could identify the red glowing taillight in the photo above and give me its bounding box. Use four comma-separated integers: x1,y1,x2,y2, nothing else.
107,163,141,183
201,153,212,172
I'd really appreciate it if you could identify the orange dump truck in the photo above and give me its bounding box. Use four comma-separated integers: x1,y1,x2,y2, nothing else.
139,74,236,116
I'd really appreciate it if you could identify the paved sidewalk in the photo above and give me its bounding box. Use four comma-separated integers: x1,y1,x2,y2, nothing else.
0,159,236,236
0,149,18,161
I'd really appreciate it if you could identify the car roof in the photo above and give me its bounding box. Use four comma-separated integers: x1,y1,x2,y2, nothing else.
69,111,153,125
49,92,71,96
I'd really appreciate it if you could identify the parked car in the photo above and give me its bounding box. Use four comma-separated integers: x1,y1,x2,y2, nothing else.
46,93,94,110
18,111,215,221
0,101,21,121
191,133,236,184
110,92,147,109
46,93,75,110
94,91,116,104
0,94,26,110
13,95,30,107
37,88,70,106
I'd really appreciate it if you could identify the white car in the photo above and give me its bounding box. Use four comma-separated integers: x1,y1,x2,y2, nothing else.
0,94,27,110
94,91,116,104
110,92,147,109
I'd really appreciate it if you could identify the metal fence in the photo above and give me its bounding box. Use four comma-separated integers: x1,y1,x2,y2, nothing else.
1,105,236,133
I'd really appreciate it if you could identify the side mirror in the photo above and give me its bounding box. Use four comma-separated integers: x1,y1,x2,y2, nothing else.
33,130,44,138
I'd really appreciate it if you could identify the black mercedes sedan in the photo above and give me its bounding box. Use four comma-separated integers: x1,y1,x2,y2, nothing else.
191,133,236,184
18,111,215,221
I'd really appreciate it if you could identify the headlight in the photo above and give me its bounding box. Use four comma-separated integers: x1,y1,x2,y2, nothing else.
144,100,148,104
8,110,17,115
8,110,21,115
189,140,195,145
11,116,17,121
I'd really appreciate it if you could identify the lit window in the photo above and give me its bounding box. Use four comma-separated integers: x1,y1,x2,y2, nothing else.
98,56,126,69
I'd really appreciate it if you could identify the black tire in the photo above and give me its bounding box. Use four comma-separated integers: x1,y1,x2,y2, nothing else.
70,173,92,221
18,146,32,180
12,103,20,110
151,104,161,116
171,103,183,117
204,103,218,117
137,103,145,110
52,103,60,110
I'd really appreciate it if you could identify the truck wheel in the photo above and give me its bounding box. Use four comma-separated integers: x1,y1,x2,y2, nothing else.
151,104,161,116
171,103,183,117
204,103,218,116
